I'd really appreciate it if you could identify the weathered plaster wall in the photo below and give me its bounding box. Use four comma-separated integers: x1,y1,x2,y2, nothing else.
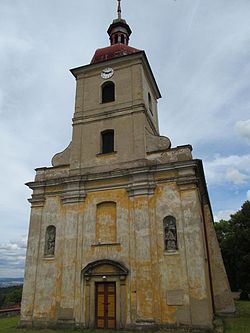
70,111,147,169
74,59,143,117
203,203,235,314
154,183,213,328
21,206,43,323
141,66,159,132
21,173,216,330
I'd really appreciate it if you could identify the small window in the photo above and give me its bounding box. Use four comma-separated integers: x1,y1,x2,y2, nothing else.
102,82,115,103
115,34,119,44
121,35,125,44
44,225,56,256
163,216,177,251
148,92,153,115
101,130,114,154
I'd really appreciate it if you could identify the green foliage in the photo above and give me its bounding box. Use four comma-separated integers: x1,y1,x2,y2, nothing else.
215,200,250,292
0,295,5,308
240,290,250,301
0,286,22,308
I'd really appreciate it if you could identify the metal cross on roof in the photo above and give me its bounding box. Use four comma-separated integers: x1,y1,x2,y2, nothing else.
117,0,122,19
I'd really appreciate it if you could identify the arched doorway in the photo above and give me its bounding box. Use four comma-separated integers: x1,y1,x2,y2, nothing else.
82,259,129,329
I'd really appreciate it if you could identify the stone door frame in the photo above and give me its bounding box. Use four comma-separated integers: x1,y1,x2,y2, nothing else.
82,259,129,329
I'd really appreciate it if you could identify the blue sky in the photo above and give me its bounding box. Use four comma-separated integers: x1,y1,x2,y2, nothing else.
0,0,249,277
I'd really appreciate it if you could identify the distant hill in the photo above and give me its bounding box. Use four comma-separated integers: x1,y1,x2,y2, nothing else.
0,278,23,288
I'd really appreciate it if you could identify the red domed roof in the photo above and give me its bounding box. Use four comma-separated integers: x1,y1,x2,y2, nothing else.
91,44,140,64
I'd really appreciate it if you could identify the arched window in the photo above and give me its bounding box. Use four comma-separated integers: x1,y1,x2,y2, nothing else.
163,216,177,251
101,129,114,154
96,202,117,243
102,81,115,103
121,35,125,44
148,92,153,115
44,225,56,256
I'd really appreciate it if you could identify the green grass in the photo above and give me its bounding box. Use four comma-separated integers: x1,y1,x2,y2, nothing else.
0,317,181,333
0,301,249,332
222,300,250,333
0,316,75,333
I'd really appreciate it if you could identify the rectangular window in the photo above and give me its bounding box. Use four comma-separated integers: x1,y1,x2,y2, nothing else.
102,130,114,154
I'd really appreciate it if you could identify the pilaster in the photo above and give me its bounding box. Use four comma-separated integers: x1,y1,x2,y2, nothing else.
177,180,213,328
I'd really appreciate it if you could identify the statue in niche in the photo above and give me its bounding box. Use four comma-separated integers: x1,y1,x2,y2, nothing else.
164,216,177,251
45,226,56,256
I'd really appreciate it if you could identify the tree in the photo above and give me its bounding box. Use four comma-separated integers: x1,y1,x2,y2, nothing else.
5,288,22,305
0,295,5,308
0,285,23,308
215,200,250,292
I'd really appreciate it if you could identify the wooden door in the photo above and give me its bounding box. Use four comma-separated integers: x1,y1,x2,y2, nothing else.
95,282,116,329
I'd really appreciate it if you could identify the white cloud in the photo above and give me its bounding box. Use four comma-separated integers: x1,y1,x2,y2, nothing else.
0,238,27,252
0,236,27,278
204,154,250,185
0,36,32,54
157,1,250,147
235,119,250,144
214,209,235,222
247,190,250,201
225,168,248,185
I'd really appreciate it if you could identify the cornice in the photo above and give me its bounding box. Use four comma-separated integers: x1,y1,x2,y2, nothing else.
72,103,145,125
26,159,200,201
70,51,161,99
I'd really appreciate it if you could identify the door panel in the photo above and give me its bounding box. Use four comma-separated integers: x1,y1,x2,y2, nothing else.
95,282,116,329
108,319,115,329
97,294,104,317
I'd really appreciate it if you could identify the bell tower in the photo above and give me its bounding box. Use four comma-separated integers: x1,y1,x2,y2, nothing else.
21,1,235,330
52,0,170,172
108,0,131,45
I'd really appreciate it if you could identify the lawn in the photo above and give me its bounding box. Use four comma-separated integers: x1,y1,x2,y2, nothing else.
222,300,250,333
0,301,249,333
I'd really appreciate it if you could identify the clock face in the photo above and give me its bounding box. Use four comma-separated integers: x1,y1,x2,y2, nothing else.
101,67,114,79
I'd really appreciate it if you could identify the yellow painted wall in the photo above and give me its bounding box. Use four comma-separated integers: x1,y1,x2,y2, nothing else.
21,181,215,329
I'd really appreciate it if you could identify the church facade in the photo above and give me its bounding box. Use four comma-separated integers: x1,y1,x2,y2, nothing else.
20,3,235,331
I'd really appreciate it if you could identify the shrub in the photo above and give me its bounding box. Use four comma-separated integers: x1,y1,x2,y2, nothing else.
239,290,249,301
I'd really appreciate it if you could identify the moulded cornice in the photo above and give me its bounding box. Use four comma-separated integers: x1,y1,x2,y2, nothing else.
70,51,161,99
25,159,210,205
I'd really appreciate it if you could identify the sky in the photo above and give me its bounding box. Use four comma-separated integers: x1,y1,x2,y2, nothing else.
0,0,249,278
